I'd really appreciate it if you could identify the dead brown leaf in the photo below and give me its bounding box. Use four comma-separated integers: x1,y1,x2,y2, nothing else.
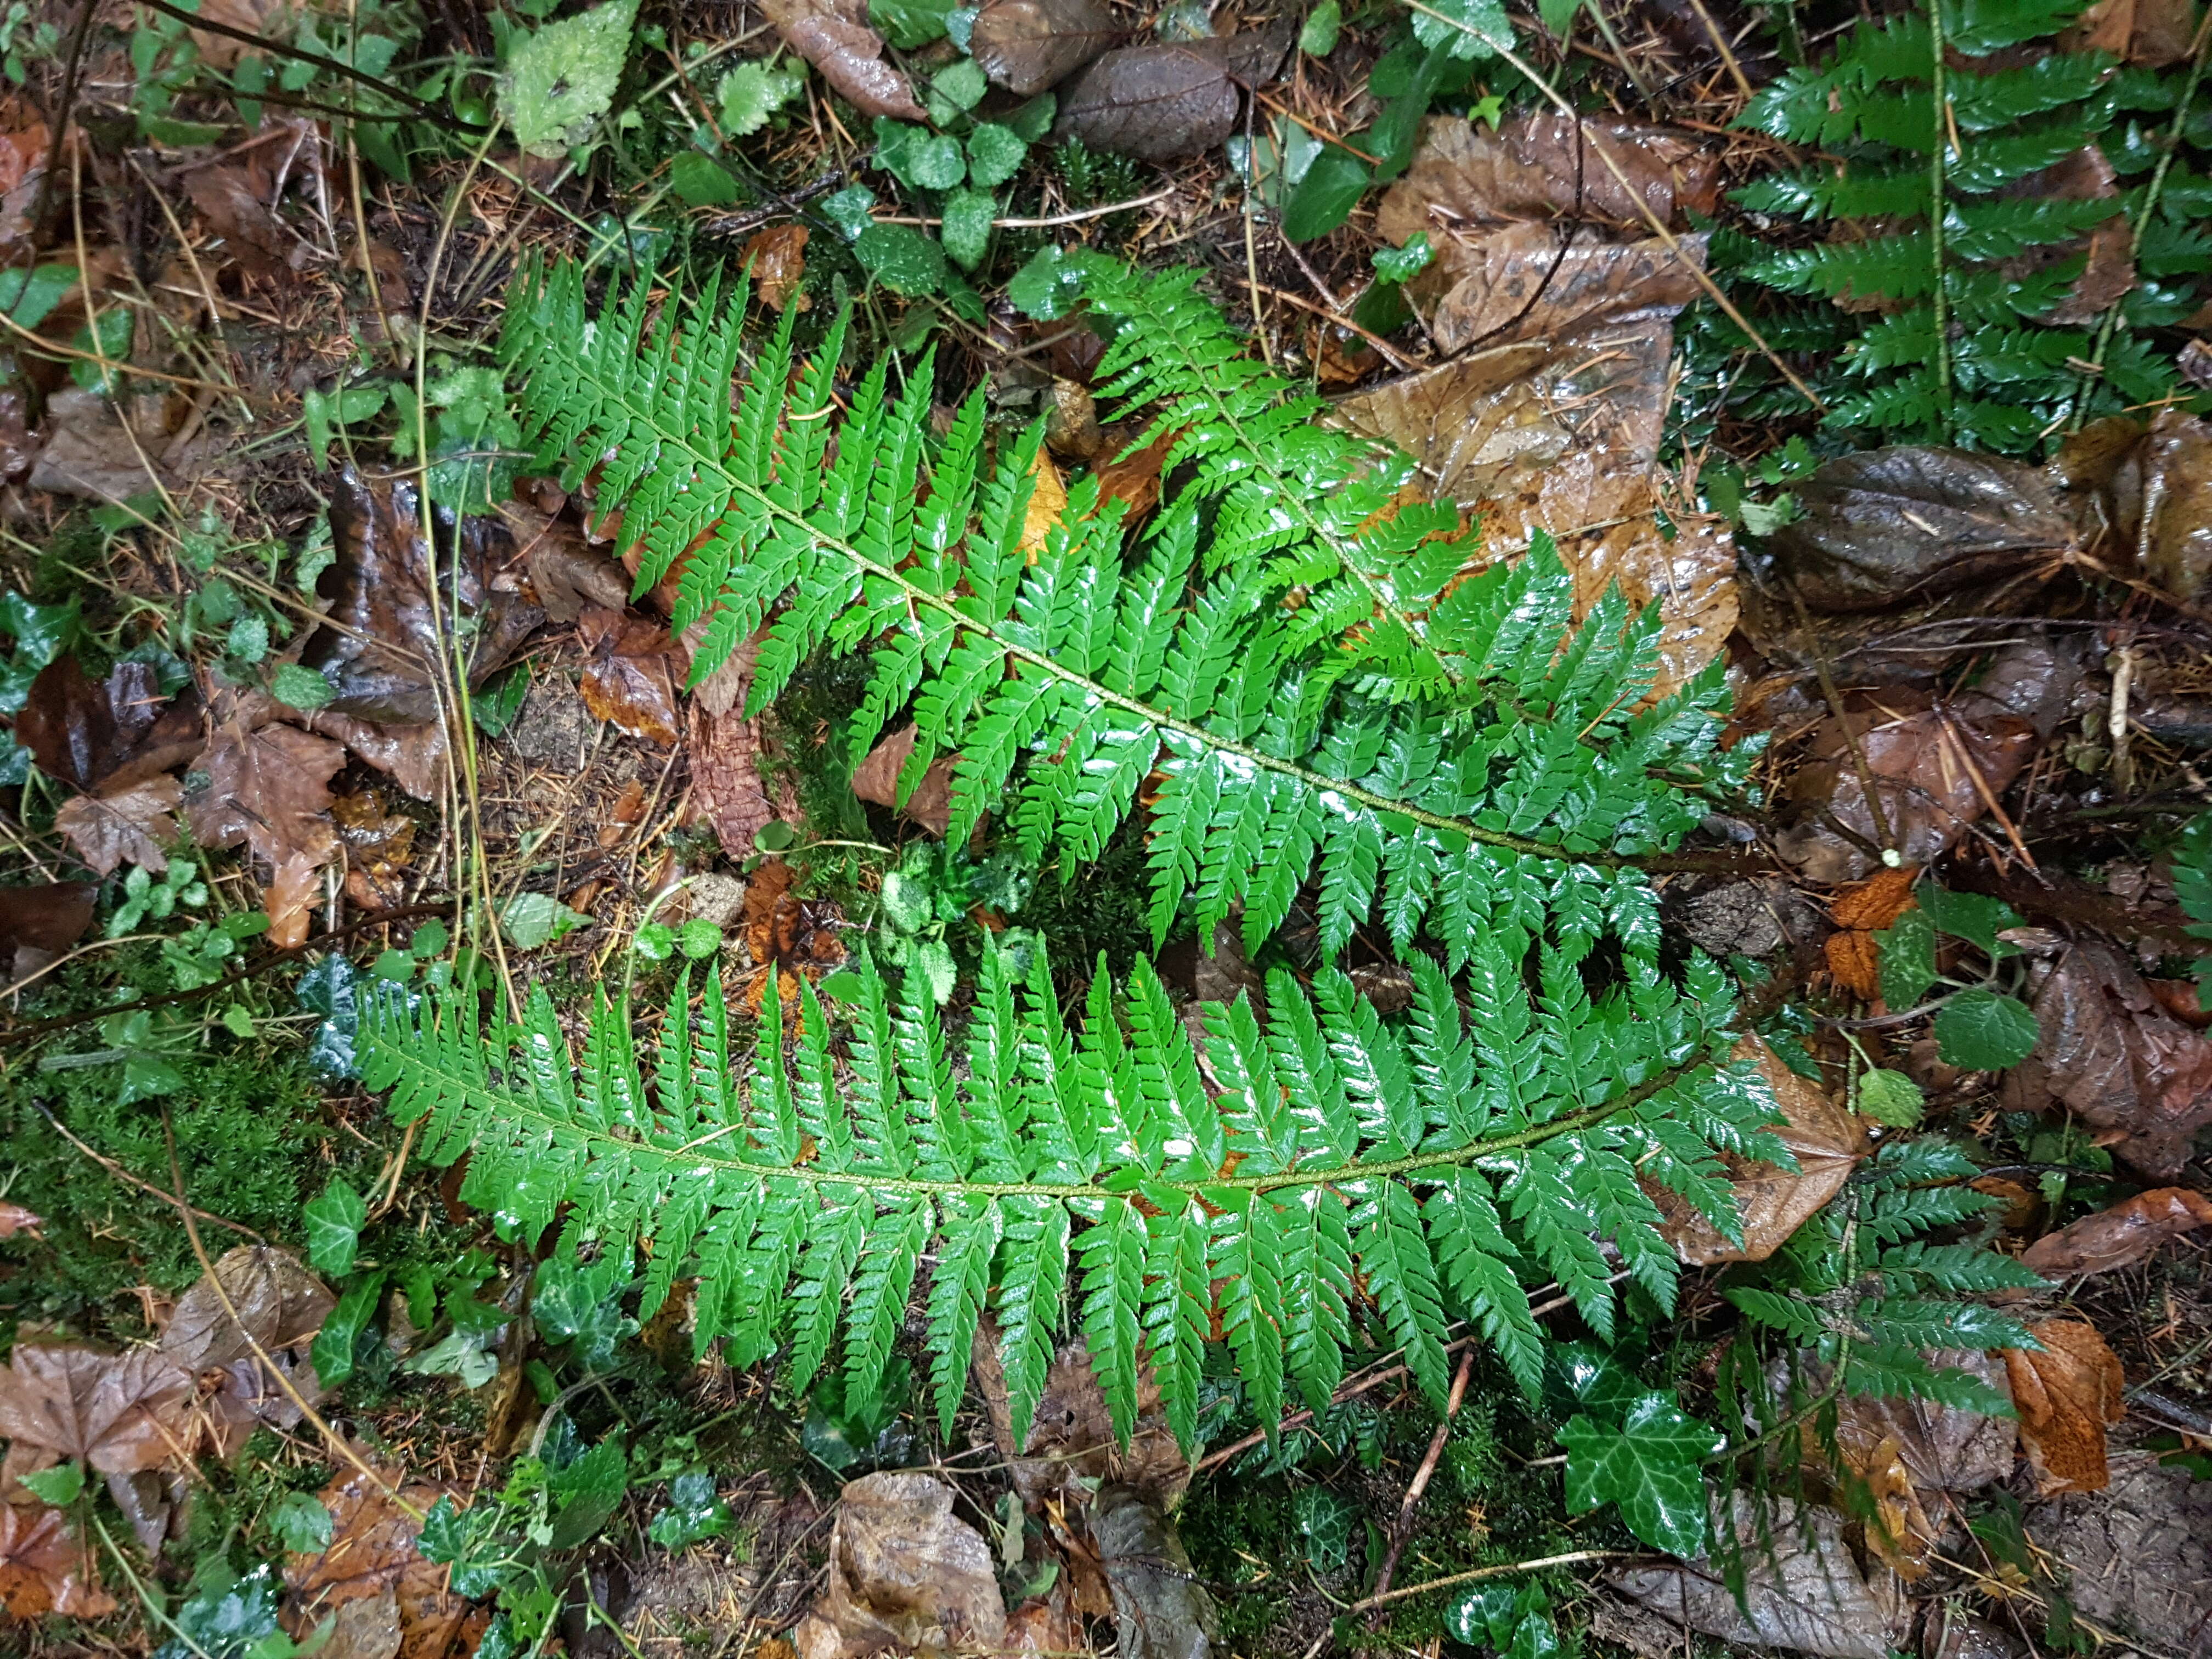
1829,867,1921,931
2061,0,2198,69
189,0,294,67
760,0,926,119
161,1244,335,1373
300,708,445,804
2021,1186,2212,1277
692,701,780,856
578,606,683,746
851,723,955,838
2004,1318,2125,1495
971,0,1118,94
1824,929,1882,999
1019,444,1067,560
185,164,292,281
29,388,173,505
0,1502,115,1620
1843,1350,2017,1496
792,1472,1007,1659
2012,147,2132,326
282,1464,489,1659
0,1345,194,1478
56,775,184,877
509,507,627,625
1379,112,1720,238
970,1320,1190,1513
1650,1037,1866,1263
1051,25,1291,161
261,850,321,950
185,719,347,871
743,223,811,314
15,655,202,796
0,882,94,982
2002,938,2212,1179
1092,425,1176,521
0,1203,42,1239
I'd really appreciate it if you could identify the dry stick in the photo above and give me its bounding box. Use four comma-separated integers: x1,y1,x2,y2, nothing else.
1250,281,1420,373
1366,1346,1475,1613
160,1105,425,1520
31,0,97,240
30,1099,266,1243
1355,1549,1637,1613
1681,0,1754,102
1398,0,1822,413
873,186,1177,230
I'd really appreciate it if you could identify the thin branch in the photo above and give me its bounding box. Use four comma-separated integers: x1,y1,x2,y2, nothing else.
1353,1549,1639,1612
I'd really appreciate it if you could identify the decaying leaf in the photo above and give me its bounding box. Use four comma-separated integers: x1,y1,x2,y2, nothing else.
692,702,781,857
738,860,846,990
0,1345,194,1477
16,654,202,796
1093,1484,1215,1659
970,1320,1189,1513
55,776,184,877
0,1202,43,1239
578,606,682,746
2002,938,2212,1179
1841,1349,2017,1496
851,724,955,839
1092,425,1176,521
185,719,348,871
511,510,627,626
792,1472,1007,1659
184,163,292,282
0,1501,115,1619
0,882,95,981
2068,410,2212,601
2003,1318,2125,1495
29,388,173,505
1612,1493,1903,1659
970,0,1119,94
760,0,926,120
2022,1186,2212,1277
1380,112,1721,239
1051,25,1290,161
1019,445,1068,559
1649,1037,1865,1264
1828,867,1920,932
282,1465,489,1659
743,224,811,314
2017,146,2133,327
161,1244,335,1374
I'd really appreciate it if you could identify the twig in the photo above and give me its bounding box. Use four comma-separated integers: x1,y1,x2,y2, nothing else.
1367,1347,1475,1613
30,1099,267,1242
4,933,165,1000
873,187,1177,230
1250,281,1419,373
1353,1549,1637,1612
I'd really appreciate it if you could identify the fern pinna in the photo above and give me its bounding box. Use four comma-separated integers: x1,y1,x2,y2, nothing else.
1728,0,2201,452
365,941,1781,1454
499,255,1756,969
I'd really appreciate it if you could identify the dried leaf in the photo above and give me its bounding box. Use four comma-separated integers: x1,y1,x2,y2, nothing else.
0,1202,43,1239
263,850,321,950
515,514,627,626
1051,25,1290,161
760,0,926,120
55,775,184,878
283,1465,489,1659
2021,1187,2212,1277
1829,867,1920,932
578,606,683,746
184,165,291,281
970,1319,1189,1514
1843,1350,2017,1496
29,388,173,505
792,1472,1008,1659
0,1502,115,1620
2003,1318,2125,1495
0,882,95,981
972,0,1118,94
1825,929,1882,1000
692,702,780,857
2002,938,2212,1179
299,708,445,803
16,656,201,795
186,719,347,871
1019,445,1067,560
1613,1494,1901,1659
0,1345,193,1476
1651,1037,1865,1264
1378,113,1721,239
743,224,811,314
2014,147,2133,326
851,723,955,838
2061,0,2198,61
1413,223,1704,354
1092,426,1176,521
161,1244,336,1373
1093,1484,1215,1659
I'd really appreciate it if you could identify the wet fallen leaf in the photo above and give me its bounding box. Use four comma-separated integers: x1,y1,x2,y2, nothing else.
792,1472,1007,1659
0,882,95,981
0,1202,42,1239
300,469,540,724
1647,1041,1864,1265
1770,448,2076,613
184,163,292,283
55,775,183,878
2021,1187,2212,1277
0,1501,115,1619
1019,444,1067,560
188,0,292,67
2074,410,2212,601
1051,25,1290,161
1093,1484,1215,1659
2003,1318,2125,1495
851,723,955,838
760,0,926,120
970,1320,1190,1513
1843,1350,2017,1496
971,0,1118,94
1379,112,1720,239
1420,225,1703,356
2014,146,2132,326
743,223,811,314
1092,425,1176,521
161,1244,336,1374
185,719,348,872
262,850,322,950
1612,1494,1901,1659
1832,1423,1935,1581
510,507,628,626
740,860,845,990
578,606,683,746
0,1345,194,1479
1829,867,1921,932
1824,930,1882,1000
2002,938,2212,1179
2061,0,2198,68
301,708,446,804
29,388,173,505
282,1464,489,1659
1046,379,1103,460
15,655,202,795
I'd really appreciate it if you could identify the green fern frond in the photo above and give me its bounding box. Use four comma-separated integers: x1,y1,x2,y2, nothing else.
362,943,1767,1451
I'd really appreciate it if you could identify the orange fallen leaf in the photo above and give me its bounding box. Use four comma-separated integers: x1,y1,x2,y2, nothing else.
743,223,811,314
0,1502,115,1618
2003,1319,2125,1494
263,850,321,950
1829,866,1920,931
1824,929,1881,1000
1019,448,1066,564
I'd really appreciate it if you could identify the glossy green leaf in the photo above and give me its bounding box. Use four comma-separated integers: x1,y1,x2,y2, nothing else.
1875,906,1937,1008
1934,988,2040,1071
1561,1391,1722,1555
302,1179,368,1278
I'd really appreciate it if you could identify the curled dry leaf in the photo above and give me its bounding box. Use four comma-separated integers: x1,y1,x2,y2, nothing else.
0,1502,115,1620
2021,1186,2212,1277
971,0,1118,94
185,719,348,872
1380,112,1721,236
510,507,628,626
55,775,184,877
743,223,811,315
0,1345,194,1477
2003,1318,2126,1495
282,1464,489,1659
262,849,322,950
1649,1037,1865,1265
0,1201,43,1239
1051,25,1291,161
851,723,955,839
578,605,684,746
792,1472,1007,1659
2002,938,2212,1179
760,0,925,120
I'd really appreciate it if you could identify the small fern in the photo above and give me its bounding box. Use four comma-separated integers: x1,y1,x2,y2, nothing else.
364,940,1783,1451
500,257,1757,967
1724,0,2208,452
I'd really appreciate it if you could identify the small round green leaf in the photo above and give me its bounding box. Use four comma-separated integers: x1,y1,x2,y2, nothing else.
754,820,795,852
964,122,1027,188
1934,988,2040,1071
1299,0,1341,55
940,187,995,270
675,918,724,959
855,223,948,295
1857,1068,1925,1128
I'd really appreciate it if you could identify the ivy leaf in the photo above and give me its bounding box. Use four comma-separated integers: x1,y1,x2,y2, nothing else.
1283,146,1369,242
1561,1392,1722,1556
547,1439,628,1550
1856,1068,1924,1128
500,0,638,157
855,223,948,294
499,891,589,950
1934,988,2040,1071
940,187,996,270
718,61,802,136
309,1273,385,1389
820,184,878,240
1876,907,1937,1008
266,1492,333,1555
1299,0,1341,55
301,1180,367,1279
647,1471,732,1549
1008,243,1082,318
